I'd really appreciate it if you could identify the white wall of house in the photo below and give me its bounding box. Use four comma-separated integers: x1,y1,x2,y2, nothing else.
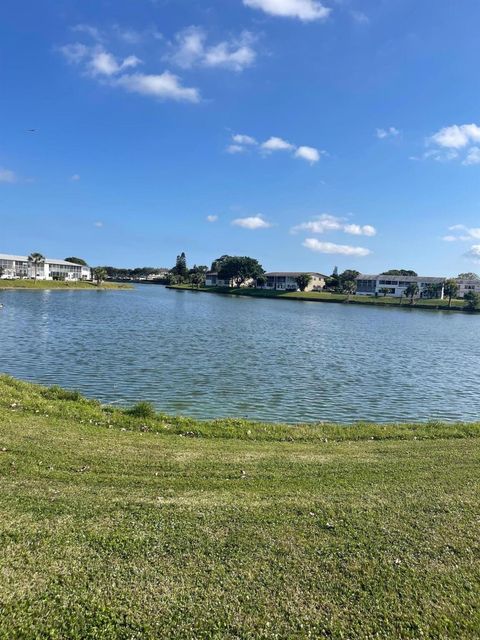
0,254,91,281
205,272,254,287
456,280,480,298
261,273,326,292
356,275,445,299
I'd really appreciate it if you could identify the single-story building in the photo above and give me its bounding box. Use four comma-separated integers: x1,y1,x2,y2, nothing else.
0,253,91,281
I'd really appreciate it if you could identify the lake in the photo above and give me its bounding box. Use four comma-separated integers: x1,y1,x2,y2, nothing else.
0,285,479,423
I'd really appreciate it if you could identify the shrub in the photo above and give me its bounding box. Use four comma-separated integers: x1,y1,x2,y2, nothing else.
464,291,480,311
125,401,156,419
41,386,83,401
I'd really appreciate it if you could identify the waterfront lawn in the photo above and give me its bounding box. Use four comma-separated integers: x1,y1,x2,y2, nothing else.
1,376,479,639
0,279,132,290
168,285,468,311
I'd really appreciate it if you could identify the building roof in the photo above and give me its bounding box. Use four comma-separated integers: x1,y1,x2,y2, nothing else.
357,274,445,283
266,272,326,277
0,253,89,267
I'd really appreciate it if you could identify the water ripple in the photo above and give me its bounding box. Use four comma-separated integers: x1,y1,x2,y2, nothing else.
0,286,479,423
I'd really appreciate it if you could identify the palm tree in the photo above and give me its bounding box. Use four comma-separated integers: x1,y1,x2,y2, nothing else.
379,287,390,297
28,252,45,281
93,267,107,286
342,279,357,302
444,279,459,308
404,283,419,305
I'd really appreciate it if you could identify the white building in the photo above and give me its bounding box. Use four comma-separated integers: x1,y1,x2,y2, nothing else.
262,272,326,292
0,254,91,281
455,279,480,298
205,272,254,287
356,275,445,299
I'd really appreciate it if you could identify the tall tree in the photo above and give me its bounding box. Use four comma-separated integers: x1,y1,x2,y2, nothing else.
458,272,480,280
217,256,264,288
171,252,188,280
444,279,460,307
381,269,418,276
28,252,45,281
295,273,312,292
65,257,87,266
210,255,230,272
404,282,419,304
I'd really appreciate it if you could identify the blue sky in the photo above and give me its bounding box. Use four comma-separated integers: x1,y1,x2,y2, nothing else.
2,0,480,274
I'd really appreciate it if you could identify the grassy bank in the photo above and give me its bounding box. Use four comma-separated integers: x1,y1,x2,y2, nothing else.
168,285,471,312
0,279,133,290
1,376,480,638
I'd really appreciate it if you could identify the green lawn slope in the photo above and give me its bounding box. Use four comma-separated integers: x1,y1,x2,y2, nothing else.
1,375,479,639
168,285,471,312
0,279,132,290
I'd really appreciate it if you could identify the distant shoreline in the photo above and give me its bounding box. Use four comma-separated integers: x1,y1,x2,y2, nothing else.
167,284,477,313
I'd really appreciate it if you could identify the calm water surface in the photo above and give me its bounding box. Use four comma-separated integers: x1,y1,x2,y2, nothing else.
0,285,479,423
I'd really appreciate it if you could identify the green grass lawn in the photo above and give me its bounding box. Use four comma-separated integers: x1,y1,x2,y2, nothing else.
0,279,132,290
1,376,479,639
168,285,470,311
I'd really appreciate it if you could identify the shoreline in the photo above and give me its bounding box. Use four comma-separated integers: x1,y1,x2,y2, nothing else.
1,374,479,638
0,280,133,291
167,284,475,313
2,374,479,437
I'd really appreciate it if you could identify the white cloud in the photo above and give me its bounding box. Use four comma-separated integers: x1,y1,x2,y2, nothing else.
303,238,371,256
232,215,272,229
464,245,480,262
443,224,480,242
423,148,459,163
72,24,103,41
226,144,246,154
59,42,199,103
376,127,400,139
112,25,148,44
232,134,257,145
426,124,480,165
0,168,17,183
243,0,331,22
206,215,218,222
227,133,323,164
88,49,142,76
113,72,200,102
463,146,480,166
295,145,321,164
261,136,295,152
344,223,377,237
59,43,90,64
70,174,81,181
291,214,376,236
94,221,104,228
168,27,256,72
430,124,480,149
